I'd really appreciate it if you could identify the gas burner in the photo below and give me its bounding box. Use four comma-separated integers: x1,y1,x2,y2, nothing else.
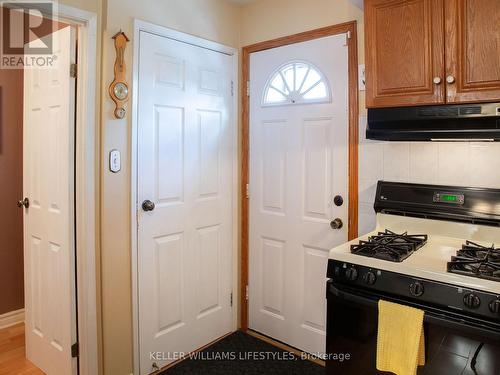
447,241,500,282
350,229,428,262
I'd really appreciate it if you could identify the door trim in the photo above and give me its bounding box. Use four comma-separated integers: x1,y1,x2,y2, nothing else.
131,19,239,375
241,21,359,331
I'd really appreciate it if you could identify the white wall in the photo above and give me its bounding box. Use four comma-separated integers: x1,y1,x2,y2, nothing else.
358,115,500,235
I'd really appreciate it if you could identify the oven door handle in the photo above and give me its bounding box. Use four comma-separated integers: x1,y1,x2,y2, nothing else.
328,283,500,341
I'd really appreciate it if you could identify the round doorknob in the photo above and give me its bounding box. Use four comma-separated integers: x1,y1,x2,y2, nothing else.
433,77,442,85
330,218,343,230
142,200,155,212
446,75,456,84
17,197,29,208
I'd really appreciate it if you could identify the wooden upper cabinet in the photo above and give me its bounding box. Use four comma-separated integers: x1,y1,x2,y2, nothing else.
365,0,445,108
445,0,500,103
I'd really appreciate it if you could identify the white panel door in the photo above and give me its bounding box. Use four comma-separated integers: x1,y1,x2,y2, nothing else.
23,26,77,374
137,31,234,374
249,34,349,354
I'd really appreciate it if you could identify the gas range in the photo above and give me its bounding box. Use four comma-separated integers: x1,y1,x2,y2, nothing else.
326,181,500,374
448,241,500,282
350,229,428,262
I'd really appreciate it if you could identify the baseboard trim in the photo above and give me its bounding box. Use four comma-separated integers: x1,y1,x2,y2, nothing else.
0,308,25,329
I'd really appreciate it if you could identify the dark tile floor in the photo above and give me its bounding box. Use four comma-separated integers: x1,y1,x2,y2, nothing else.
418,327,500,375
160,332,325,375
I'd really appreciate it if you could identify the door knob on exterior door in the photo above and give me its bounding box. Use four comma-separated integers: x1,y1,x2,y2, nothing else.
330,218,343,230
142,200,155,212
17,197,29,208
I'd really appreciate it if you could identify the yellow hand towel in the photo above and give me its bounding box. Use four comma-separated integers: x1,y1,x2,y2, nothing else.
377,300,425,375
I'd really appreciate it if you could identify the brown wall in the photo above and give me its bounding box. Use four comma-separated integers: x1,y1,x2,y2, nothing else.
0,67,24,315
0,9,70,316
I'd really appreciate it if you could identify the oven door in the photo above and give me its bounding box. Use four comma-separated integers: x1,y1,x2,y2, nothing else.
326,281,500,375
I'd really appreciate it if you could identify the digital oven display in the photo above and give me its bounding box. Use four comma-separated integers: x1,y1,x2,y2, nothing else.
433,192,465,205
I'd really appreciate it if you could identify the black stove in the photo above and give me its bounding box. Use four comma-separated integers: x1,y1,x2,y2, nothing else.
447,241,500,282
327,182,500,375
350,229,428,262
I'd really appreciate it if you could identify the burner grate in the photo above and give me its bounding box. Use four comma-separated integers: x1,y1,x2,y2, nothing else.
447,241,500,282
350,229,428,262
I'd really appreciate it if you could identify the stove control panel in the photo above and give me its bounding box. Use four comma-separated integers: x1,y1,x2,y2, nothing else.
433,192,465,205
363,271,377,285
490,299,500,314
327,259,500,322
409,281,425,297
463,293,481,309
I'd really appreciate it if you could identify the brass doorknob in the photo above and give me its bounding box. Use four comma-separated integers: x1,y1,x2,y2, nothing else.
330,218,343,230
17,198,29,208
142,200,155,212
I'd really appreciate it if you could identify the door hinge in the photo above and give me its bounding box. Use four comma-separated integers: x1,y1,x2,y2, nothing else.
71,342,79,358
230,292,233,307
245,285,249,301
246,183,250,199
346,30,352,39
246,81,250,97
70,63,77,78
231,81,234,97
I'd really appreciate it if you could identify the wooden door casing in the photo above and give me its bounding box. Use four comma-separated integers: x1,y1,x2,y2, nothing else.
365,0,445,108
445,0,500,103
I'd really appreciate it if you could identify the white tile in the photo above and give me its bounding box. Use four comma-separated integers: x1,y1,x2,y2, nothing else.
437,143,470,186
383,142,410,182
358,202,376,236
359,178,378,204
469,143,500,188
409,143,439,184
358,115,368,144
359,142,383,180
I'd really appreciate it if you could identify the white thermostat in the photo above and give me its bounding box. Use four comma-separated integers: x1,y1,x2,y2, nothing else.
109,149,121,173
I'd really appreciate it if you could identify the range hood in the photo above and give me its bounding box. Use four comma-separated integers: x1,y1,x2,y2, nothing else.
367,102,500,141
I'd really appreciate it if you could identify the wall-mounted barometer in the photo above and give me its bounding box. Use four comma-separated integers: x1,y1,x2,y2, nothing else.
109,31,130,119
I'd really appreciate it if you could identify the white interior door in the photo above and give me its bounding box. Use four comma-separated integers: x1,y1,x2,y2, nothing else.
23,26,77,374
137,31,234,374
249,34,349,354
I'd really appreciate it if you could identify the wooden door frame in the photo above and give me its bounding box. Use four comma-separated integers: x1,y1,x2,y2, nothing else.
240,21,359,331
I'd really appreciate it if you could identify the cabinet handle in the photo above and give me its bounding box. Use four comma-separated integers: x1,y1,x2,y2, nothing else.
433,77,442,85
446,75,456,84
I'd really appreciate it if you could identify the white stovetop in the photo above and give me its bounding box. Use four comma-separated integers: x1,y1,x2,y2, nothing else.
329,214,500,295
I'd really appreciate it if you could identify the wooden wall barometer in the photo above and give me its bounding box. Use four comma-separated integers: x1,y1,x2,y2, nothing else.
109,31,130,119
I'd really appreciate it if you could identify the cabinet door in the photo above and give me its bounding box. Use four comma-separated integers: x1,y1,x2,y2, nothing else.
445,0,500,103
365,0,445,108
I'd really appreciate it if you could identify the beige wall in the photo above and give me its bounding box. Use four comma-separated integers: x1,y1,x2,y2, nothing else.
100,1,240,374
58,0,365,374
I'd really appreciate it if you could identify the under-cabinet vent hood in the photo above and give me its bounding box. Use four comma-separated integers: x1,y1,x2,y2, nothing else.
367,103,500,141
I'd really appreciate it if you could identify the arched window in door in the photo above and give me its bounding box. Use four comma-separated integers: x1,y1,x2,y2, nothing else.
262,61,331,106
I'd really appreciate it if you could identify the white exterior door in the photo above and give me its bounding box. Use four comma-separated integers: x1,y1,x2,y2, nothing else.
249,34,349,354
137,31,234,374
23,26,77,374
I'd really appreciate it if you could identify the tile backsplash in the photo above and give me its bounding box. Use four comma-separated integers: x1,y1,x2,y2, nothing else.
358,116,500,235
